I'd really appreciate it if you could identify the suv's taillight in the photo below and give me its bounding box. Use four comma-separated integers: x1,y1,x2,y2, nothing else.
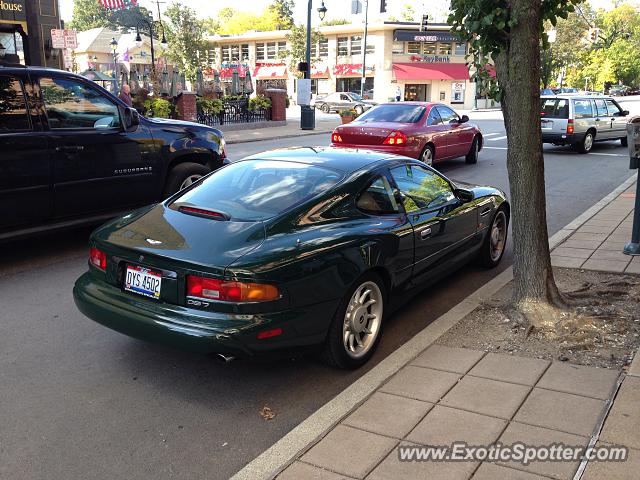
89,247,106,271
567,119,574,135
186,275,279,302
383,131,408,145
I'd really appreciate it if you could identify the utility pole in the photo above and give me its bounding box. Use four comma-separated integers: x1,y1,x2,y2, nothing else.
360,0,369,97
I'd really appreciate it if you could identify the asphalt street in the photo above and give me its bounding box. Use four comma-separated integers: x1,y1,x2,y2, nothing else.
0,115,635,480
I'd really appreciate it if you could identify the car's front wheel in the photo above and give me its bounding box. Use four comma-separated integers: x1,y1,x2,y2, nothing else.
164,162,211,197
621,136,628,147
321,103,330,113
355,105,364,115
322,272,385,369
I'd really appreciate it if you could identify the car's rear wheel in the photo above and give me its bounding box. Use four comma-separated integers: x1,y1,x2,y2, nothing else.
420,145,435,166
355,105,364,115
621,136,628,147
322,272,385,369
478,207,509,268
465,135,480,164
321,103,330,113
164,162,210,197
577,130,595,154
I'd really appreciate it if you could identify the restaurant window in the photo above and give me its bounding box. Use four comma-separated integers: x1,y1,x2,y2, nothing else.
278,41,287,53
256,43,266,60
454,42,467,56
319,38,328,57
392,41,404,54
423,42,437,54
241,44,249,61
231,44,240,61
207,50,216,67
407,42,421,54
266,42,277,59
222,45,231,62
351,35,362,55
438,42,452,55
337,37,349,56
366,41,375,55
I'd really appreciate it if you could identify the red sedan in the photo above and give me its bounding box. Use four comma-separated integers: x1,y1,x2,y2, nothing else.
330,102,483,165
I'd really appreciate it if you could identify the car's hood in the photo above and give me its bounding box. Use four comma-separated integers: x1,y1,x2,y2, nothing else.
93,204,265,271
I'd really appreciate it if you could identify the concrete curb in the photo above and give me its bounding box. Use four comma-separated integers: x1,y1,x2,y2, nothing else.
225,127,336,145
230,173,638,480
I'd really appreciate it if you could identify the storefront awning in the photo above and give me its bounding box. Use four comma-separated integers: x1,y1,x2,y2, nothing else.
253,65,288,79
393,63,470,81
333,63,374,77
311,65,329,78
219,65,250,78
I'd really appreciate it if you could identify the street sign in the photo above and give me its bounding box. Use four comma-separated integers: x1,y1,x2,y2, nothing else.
62,49,73,70
63,30,78,49
51,29,65,49
297,78,312,106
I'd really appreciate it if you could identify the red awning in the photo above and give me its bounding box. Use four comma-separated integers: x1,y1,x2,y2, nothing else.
393,63,470,81
253,65,288,79
333,63,374,77
311,65,329,78
218,65,249,78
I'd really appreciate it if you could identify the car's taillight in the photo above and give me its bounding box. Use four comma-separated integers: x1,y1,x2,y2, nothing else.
382,131,408,145
186,275,280,302
179,206,229,220
567,119,574,135
89,247,106,271
332,131,343,143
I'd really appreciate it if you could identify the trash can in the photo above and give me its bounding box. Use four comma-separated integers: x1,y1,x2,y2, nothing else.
301,105,315,130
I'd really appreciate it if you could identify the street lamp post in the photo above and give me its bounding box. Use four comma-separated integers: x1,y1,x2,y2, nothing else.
135,18,167,73
360,0,369,98
110,37,119,95
300,0,327,130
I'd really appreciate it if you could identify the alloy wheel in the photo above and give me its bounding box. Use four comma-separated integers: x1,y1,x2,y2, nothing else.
179,174,203,190
490,211,507,262
342,281,383,359
584,133,594,152
422,147,434,166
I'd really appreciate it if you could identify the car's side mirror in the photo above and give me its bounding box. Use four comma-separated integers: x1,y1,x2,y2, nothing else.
622,110,630,116
123,107,140,130
454,188,474,203
460,114,469,123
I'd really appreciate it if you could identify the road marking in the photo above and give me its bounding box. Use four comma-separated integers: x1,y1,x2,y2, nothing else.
484,146,507,150
483,147,626,157
589,152,627,157
483,132,502,137
487,135,508,141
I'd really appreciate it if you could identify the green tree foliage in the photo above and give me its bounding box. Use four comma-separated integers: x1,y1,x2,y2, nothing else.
321,19,351,26
163,3,208,83
279,24,325,77
68,0,151,32
400,4,415,22
268,0,295,30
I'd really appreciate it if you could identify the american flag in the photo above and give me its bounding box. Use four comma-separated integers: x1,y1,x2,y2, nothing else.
100,0,138,9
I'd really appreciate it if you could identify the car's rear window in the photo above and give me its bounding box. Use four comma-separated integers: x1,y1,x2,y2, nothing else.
170,160,343,221
356,104,426,123
540,99,569,118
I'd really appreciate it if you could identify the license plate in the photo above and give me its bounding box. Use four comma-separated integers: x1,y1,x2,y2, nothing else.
540,120,552,130
124,265,162,299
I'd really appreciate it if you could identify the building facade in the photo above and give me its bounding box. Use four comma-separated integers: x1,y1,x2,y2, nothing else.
0,0,62,67
207,22,485,110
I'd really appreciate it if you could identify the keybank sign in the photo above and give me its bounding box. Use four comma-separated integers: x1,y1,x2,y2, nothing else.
0,0,26,21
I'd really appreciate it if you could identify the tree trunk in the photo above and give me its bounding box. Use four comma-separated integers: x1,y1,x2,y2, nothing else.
494,0,566,328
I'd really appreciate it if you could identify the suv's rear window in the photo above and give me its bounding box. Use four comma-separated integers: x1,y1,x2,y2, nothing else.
540,99,569,118
171,160,343,221
356,104,426,123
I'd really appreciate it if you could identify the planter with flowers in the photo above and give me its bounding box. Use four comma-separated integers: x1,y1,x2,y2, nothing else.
340,108,357,124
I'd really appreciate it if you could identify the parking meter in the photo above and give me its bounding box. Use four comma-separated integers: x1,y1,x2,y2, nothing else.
623,116,640,255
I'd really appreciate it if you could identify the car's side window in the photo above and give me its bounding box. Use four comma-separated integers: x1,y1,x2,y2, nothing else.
436,105,459,124
390,164,455,213
605,99,622,116
0,75,31,132
39,76,121,130
340,94,349,101
426,107,443,126
573,99,593,119
594,99,609,117
356,176,399,214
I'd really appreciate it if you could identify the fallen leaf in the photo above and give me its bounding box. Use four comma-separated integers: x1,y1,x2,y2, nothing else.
260,406,276,421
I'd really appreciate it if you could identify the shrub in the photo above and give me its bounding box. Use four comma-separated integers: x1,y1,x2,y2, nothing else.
197,98,224,114
249,95,272,111
143,97,173,118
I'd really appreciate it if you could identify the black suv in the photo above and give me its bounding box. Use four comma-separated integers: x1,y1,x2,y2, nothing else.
0,65,225,240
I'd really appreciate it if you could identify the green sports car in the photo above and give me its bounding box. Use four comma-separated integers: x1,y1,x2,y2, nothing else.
73,147,509,369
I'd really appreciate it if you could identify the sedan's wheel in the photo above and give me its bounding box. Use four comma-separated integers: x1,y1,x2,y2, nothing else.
163,162,211,197
420,145,435,167
355,105,364,115
578,131,594,154
465,136,479,164
322,273,385,369
321,103,330,113
621,136,628,147
479,207,509,268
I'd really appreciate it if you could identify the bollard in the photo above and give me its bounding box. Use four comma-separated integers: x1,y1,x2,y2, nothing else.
623,116,640,255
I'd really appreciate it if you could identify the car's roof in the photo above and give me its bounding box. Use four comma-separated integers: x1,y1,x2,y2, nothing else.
0,64,70,74
541,94,610,100
242,147,409,173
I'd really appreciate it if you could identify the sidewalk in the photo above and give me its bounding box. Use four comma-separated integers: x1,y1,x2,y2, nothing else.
223,118,340,145
271,182,640,480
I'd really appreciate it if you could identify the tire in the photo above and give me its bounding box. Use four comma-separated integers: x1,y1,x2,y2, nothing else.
577,130,595,154
163,162,210,197
621,136,628,147
478,206,509,268
355,105,364,115
465,135,480,164
321,272,386,369
321,103,330,113
420,144,435,167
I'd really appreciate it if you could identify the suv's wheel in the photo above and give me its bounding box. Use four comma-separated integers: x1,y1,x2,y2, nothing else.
577,130,595,154
621,136,628,147
465,135,480,164
321,272,385,369
420,144,435,166
163,162,211,197
321,103,330,113
478,207,509,268
355,105,364,115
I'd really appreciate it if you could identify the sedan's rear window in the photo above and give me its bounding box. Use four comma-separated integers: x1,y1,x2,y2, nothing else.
170,160,343,221
356,104,426,123
540,99,569,118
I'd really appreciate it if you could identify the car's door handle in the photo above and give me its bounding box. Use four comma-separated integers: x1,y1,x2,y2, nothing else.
55,145,85,152
480,207,492,217
420,227,432,239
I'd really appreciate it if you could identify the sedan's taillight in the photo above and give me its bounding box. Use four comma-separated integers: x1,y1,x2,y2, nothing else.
186,275,280,302
382,131,408,145
332,131,343,143
89,247,107,271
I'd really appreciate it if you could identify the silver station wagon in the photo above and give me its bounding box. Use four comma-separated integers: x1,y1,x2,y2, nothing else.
540,95,630,153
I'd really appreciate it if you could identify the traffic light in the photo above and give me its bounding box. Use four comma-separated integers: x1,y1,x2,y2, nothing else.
420,14,429,31
380,0,387,13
